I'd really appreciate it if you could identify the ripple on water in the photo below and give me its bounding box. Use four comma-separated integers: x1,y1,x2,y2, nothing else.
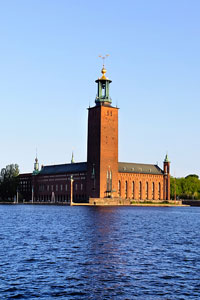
0,205,200,299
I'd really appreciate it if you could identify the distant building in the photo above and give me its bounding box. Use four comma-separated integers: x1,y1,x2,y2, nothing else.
18,66,170,203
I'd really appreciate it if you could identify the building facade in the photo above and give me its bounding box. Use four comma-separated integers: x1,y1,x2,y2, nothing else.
18,66,170,203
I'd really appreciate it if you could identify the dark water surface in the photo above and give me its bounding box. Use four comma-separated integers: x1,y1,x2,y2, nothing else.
0,205,200,299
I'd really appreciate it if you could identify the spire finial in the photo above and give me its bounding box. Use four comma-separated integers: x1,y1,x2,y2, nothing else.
35,148,38,162
99,54,109,66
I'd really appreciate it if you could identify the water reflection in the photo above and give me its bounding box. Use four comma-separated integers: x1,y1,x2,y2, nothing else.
75,207,130,299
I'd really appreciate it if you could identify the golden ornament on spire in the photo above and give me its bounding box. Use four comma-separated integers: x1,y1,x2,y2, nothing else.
98,54,109,80
101,65,107,79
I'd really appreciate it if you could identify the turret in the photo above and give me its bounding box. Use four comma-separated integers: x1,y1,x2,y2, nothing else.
164,153,170,174
33,156,40,175
163,154,170,200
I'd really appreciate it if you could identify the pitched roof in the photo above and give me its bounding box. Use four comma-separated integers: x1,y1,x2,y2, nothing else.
118,162,163,175
39,162,87,175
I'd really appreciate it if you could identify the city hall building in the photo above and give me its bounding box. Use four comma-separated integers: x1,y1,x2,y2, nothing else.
18,66,170,204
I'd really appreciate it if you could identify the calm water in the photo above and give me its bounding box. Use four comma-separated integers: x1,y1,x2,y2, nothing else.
0,205,200,299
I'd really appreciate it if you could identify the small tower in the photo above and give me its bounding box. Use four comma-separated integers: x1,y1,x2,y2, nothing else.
163,154,170,200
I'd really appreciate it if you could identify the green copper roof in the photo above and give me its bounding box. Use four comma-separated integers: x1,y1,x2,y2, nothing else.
33,170,40,175
164,154,170,163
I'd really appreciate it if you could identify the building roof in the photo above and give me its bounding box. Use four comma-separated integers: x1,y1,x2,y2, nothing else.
39,162,87,175
118,162,163,175
18,173,32,178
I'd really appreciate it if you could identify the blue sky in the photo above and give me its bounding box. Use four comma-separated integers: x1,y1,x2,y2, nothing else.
0,0,199,177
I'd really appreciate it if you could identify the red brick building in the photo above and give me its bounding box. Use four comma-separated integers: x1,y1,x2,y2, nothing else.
18,66,170,204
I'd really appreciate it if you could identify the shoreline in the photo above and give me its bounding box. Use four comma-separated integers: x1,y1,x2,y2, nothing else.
0,201,188,207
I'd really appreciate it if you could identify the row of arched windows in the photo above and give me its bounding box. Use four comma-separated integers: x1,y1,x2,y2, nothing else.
118,180,161,200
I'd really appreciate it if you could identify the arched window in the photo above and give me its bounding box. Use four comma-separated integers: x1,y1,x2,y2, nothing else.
146,182,148,200
110,171,112,191
118,180,121,196
132,181,135,199
158,182,161,200
107,171,109,191
107,170,112,192
139,181,142,200
152,182,155,199
125,181,128,199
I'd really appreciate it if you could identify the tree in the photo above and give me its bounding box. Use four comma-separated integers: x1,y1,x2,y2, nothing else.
185,174,199,179
0,164,19,201
170,174,200,200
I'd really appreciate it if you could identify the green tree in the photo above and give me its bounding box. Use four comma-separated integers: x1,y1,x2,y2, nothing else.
0,164,19,201
170,174,200,200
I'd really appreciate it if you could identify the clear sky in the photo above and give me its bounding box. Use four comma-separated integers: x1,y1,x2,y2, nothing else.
0,0,199,177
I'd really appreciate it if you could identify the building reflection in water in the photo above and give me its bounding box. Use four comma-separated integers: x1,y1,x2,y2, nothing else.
78,207,131,297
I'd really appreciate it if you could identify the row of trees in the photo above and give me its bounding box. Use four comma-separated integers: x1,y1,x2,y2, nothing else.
170,174,200,200
0,164,19,201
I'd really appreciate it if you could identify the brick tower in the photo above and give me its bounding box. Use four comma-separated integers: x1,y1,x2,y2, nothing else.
87,65,118,199
163,154,170,200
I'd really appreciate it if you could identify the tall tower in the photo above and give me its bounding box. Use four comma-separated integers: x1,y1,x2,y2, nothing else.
163,154,170,200
87,65,118,199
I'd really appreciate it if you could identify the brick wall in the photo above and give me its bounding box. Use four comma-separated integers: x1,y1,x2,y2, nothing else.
118,172,164,200
87,105,119,199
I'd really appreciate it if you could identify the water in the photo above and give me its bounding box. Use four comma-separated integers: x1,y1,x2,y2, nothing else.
0,205,200,299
